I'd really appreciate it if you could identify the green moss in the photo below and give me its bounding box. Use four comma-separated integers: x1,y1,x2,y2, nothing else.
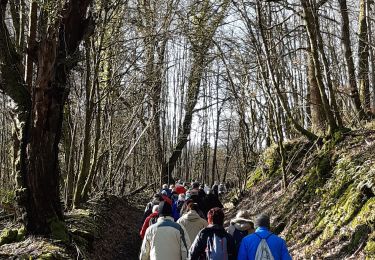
246,167,264,188
262,144,280,174
16,226,26,241
48,218,69,243
36,253,55,260
351,197,375,227
0,189,15,204
0,228,18,246
323,130,344,151
365,239,375,259
341,224,370,255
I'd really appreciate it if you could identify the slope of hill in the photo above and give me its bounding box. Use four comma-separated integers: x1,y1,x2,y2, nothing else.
226,125,375,259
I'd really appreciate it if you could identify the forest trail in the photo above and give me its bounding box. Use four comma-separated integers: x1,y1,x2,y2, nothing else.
87,196,144,260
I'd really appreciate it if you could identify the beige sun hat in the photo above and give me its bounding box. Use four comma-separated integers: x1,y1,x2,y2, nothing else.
231,210,253,224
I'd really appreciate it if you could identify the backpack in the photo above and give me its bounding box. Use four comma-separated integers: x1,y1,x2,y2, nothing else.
232,228,248,251
148,215,158,226
254,233,274,260
206,233,228,260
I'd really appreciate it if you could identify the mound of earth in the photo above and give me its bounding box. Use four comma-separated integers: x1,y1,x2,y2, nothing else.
0,195,145,259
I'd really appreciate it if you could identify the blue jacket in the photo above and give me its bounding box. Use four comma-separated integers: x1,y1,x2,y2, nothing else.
237,227,292,260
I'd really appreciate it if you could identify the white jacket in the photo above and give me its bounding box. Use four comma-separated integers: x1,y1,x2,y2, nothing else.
177,210,208,243
139,216,191,260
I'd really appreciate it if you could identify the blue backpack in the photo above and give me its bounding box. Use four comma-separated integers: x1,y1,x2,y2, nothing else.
206,233,228,260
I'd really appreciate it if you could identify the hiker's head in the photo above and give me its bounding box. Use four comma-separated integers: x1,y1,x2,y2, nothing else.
158,201,172,217
207,207,224,226
255,214,270,229
187,202,199,212
190,189,198,196
192,182,200,189
162,184,168,189
152,193,162,204
153,193,161,199
178,194,185,201
232,210,254,230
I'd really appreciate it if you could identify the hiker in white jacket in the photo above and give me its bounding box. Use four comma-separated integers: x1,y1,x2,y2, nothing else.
140,201,191,260
177,202,208,243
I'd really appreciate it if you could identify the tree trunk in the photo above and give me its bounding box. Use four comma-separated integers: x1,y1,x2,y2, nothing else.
73,41,94,207
301,0,339,135
368,2,375,112
0,0,92,235
338,0,366,119
25,0,37,89
161,0,230,184
307,45,326,132
64,113,77,210
358,0,371,113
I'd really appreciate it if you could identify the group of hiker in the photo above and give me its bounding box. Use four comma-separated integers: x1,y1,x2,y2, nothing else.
139,181,292,260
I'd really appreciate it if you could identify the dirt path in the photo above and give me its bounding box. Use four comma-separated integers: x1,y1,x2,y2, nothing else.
88,196,144,260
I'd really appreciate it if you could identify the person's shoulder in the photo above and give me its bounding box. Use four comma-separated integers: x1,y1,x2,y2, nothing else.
199,226,213,235
241,233,259,243
177,215,188,222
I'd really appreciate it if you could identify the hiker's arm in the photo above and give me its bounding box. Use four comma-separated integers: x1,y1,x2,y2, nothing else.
189,231,206,260
139,231,151,260
180,225,191,259
281,240,292,260
237,239,247,260
139,217,149,239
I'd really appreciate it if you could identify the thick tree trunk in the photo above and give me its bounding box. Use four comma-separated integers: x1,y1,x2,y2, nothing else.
308,46,326,132
1,0,92,235
25,36,65,233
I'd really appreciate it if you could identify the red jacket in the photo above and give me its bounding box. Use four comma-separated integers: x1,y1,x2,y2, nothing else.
175,185,186,194
162,195,172,205
140,212,159,239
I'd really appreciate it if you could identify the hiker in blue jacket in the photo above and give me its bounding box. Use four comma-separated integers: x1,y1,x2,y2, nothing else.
237,214,292,260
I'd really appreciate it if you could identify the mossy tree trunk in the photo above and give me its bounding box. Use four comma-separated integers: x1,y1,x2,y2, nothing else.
307,44,326,132
0,0,92,235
